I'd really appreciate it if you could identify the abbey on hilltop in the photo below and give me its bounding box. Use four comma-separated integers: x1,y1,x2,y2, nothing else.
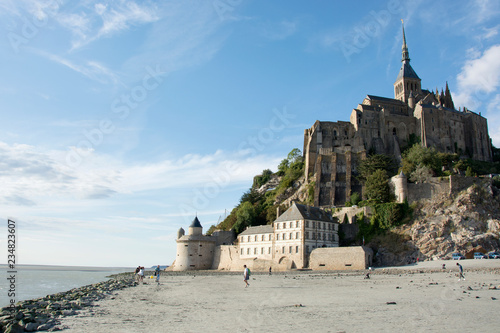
303,23,492,207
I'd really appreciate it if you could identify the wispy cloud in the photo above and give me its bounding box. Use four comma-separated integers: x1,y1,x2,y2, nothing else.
0,141,280,209
30,48,121,84
55,0,159,50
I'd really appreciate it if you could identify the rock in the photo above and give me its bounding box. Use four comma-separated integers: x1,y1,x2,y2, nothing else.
37,322,56,331
4,322,25,333
24,322,38,332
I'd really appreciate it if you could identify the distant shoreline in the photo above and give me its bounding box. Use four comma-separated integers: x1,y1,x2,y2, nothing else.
0,264,135,272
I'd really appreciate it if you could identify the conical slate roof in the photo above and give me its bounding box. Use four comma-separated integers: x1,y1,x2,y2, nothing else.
190,216,202,228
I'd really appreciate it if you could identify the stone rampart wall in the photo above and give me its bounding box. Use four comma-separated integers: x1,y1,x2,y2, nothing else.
309,246,372,270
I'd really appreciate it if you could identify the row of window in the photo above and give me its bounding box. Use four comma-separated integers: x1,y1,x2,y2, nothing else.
241,246,300,256
240,244,332,256
240,230,338,243
305,221,336,230
275,220,300,229
305,232,337,242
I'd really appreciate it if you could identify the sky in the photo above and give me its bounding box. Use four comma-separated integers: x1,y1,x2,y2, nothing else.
0,0,500,268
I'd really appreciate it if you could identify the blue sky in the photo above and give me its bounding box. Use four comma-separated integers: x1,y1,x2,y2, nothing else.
1,0,500,267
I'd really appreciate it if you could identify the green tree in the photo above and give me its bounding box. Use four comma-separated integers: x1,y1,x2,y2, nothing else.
287,148,302,164
358,154,398,181
409,164,433,183
350,192,361,205
253,169,273,188
365,169,392,203
232,201,257,234
401,144,441,179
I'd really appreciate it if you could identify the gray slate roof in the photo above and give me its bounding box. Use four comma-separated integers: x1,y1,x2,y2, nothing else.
239,225,273,236
190,216,202,228
366,95,406,105
396,61,420,80
274,202,336,223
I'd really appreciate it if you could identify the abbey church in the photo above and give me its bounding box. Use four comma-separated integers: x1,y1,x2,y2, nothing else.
303,24,493,207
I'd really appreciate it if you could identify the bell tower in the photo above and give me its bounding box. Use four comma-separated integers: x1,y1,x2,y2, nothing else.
394,21,421,103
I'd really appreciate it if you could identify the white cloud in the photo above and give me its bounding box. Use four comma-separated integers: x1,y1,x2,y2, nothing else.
64,1,160,50
456,44,500,95
0,141,280,209
453,44,500,146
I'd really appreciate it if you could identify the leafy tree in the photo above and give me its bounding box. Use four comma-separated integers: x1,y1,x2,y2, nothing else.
409,164,433,183
358,154,398,181
365,169,392,203
277,158,289,176
239,189,263,205
350,192,361,205
401,144,441,180
287,148,303,164
465,166,475,177
253,169,273,188
232,201,257,234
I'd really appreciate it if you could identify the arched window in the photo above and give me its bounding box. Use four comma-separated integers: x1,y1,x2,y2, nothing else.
393,128,397,135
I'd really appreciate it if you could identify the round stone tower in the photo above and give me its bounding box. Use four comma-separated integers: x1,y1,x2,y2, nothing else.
173,216,216,271
393,171,408,203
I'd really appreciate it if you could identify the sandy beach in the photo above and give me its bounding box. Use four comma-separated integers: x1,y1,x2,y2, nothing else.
59,260,500,332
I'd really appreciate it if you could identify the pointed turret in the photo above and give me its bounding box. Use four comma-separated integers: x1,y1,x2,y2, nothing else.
444,81,455,109
188,216,203,235
394,21,421,103
401,22,410,62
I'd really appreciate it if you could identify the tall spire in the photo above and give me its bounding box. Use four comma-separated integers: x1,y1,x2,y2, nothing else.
401,19,410,62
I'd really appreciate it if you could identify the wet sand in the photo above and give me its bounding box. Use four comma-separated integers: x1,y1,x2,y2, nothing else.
60,260,500,332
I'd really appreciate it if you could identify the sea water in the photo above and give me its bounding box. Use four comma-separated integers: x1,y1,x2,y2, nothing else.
0,265,132,307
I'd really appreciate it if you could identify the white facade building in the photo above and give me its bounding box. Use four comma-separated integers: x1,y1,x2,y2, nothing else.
238,202,339,269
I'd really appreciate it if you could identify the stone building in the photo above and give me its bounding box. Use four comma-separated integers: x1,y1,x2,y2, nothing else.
238,202,339,269
171,203,346,271
303,24,492,207
171,216,235,271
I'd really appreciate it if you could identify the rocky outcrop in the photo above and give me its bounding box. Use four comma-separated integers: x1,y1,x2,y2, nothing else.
374,183,500,266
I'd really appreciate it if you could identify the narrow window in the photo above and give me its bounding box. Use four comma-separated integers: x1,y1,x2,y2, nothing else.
296,246,299,253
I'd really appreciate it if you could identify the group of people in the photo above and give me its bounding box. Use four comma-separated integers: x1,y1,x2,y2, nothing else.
134,265,162,285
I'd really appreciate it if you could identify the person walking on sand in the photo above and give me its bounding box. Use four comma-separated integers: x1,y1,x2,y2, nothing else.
155,265,161,285
243,265,250,287
457,262,465,281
